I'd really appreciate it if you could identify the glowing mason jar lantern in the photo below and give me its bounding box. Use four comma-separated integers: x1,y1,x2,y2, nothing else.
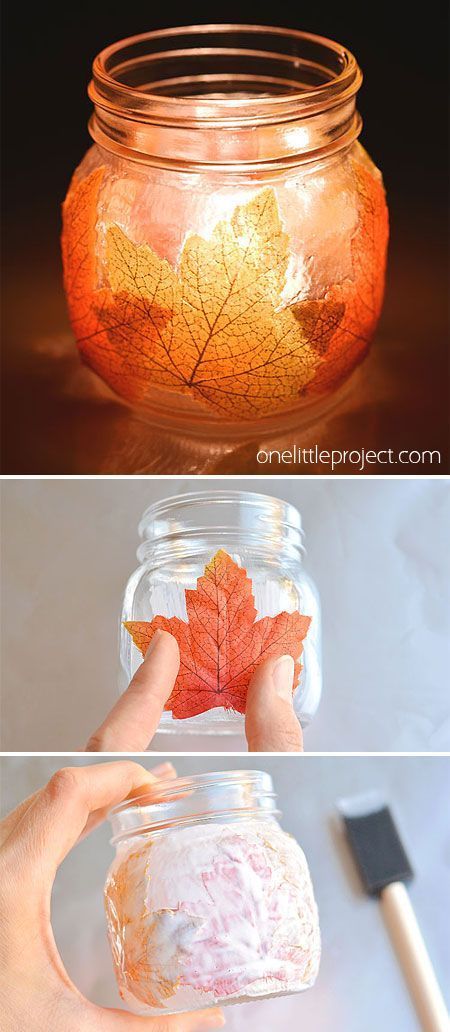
62,25,388,436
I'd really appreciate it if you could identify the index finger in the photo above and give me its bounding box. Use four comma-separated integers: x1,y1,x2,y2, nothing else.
5,761,155,877
85,630,180,751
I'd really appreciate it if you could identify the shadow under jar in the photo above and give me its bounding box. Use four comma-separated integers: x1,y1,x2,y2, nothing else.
104,770,320,1015
61,25,389,439
120,490,321,735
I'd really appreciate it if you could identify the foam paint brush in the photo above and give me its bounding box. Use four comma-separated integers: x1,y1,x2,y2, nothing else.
337,792,449,1032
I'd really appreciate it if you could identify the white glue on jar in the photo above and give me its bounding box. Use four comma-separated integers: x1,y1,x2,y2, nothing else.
105,770,320,1015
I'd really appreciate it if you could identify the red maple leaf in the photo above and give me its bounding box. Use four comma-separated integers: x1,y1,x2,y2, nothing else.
124,549,311,718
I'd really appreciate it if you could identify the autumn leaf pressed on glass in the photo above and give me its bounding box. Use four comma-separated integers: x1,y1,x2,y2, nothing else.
61,168,105,342
105,846,200,1007
62,159,388,417
61,167,131,396
124,549,311,719
294,160,389,393
92,184,320,416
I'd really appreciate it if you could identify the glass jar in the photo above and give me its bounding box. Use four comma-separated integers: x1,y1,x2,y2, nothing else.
104,770,320,1014
120,490,321,734
61,25,388,439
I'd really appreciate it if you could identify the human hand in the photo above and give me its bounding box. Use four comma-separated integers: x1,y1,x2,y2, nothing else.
0,760,225,1032
245,654,303,752
85,630,303,753
86,629,181,751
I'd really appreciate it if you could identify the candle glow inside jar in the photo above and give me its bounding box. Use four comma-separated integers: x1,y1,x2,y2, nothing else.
61,25,389,437
120,490,321,735
105,771,321,1015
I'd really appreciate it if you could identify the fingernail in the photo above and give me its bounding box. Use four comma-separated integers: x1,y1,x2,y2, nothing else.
272,654,295,702
150,762,176,777
144,629,163,659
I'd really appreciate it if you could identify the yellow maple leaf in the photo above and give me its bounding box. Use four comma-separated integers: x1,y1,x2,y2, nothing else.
62,164,387,418
101,188,320,416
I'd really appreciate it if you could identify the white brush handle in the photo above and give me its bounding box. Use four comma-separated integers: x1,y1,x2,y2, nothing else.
380,882,449,1032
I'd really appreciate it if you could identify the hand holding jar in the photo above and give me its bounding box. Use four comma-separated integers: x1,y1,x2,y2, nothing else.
0,761,225,1032
87,629,304,753
105,771,320,1016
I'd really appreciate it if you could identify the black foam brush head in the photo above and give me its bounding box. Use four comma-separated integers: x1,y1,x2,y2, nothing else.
340,802,414,895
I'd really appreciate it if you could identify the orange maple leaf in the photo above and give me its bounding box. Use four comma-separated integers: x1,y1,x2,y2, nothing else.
61,167,129,396
296,159,389,394
124,549,311,718
62,157,388,417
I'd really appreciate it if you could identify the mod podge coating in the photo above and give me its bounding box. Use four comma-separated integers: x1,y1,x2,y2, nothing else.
105,820,320,1014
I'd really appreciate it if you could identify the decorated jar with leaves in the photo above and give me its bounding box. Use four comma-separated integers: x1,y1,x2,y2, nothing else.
105,770,321,1014
120,490,321,735
61,25,389,438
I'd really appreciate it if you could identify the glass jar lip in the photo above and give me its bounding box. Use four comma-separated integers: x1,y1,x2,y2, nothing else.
110,769,274,816
89,23,362,127
138,489,303,538
108,770,280,842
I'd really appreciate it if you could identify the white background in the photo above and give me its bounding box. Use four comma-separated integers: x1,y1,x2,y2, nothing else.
1,477,449,751
2,755,449,1032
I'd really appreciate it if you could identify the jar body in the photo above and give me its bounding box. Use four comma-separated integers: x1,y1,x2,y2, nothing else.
104,775,320,1014
119,492,322,734
62,139,388,436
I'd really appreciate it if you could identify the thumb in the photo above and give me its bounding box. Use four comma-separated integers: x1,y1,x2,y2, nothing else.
245,654,303,753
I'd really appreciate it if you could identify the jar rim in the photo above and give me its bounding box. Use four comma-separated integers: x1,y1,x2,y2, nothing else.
110,769,273,815
138,489,303,535
89,23,362,127
135,490,305,564
108,769,280,842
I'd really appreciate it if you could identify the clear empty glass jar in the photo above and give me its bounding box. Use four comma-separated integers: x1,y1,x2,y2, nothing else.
120,490,321,735
105,770,320,1014
61,25,388,439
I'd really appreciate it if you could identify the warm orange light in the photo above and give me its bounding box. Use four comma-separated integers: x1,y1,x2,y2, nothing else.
61,27,389,432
